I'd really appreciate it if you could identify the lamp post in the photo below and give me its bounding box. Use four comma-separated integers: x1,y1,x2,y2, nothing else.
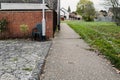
42,0,46,41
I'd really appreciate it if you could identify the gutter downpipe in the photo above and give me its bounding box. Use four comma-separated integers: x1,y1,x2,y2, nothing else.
57,0,60,31
42,0,46,41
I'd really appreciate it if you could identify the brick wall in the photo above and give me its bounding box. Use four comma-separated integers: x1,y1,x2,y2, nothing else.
0,10,55,39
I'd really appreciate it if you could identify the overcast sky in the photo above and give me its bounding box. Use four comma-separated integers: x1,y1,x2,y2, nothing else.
61,0,106,12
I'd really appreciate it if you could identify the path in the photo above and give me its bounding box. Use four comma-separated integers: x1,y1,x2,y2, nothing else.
40,23,120,80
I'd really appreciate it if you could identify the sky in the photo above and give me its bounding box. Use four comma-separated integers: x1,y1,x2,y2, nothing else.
61,0,106,12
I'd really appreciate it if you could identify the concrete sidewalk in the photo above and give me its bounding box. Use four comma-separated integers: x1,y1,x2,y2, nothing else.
40,23,120,80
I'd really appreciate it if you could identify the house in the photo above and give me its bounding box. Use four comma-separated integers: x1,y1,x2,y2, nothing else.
0,0,59,39
60,8,69,20
108,7,120,22
94,10,107,21
69,12,82,20
94,10,113,22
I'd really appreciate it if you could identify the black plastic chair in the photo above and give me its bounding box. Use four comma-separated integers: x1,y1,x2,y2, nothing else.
32,23,42,41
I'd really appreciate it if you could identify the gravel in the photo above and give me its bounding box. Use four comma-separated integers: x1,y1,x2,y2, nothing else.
0,39,52,80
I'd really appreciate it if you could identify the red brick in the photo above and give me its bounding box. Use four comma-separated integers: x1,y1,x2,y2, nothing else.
0,10,55,39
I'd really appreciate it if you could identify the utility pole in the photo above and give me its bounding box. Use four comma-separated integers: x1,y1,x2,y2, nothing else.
42,0,46,40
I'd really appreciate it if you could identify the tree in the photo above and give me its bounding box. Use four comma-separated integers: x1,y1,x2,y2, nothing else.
68,6,71,13
103,0,120,25
76,0,88,15
76,0,95,21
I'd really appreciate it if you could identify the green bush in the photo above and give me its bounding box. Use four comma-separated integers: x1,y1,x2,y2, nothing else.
0,18,8,32
83,15,94,21
20,24,29,38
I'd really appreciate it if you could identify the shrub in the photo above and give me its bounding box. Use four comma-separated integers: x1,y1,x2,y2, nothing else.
0,18,8,32
20,24,29,38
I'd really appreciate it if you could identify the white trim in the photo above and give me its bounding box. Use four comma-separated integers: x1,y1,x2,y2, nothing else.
1,3,49,10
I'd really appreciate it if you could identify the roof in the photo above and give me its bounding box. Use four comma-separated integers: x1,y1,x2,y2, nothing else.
0,0,41,3
0,0,58,10
45,0,58,10
1,3,49,10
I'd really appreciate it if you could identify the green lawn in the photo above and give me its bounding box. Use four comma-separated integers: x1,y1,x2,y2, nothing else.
66,21,120,69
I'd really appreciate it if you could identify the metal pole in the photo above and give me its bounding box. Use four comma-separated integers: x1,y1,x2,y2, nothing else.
42,0,46,40
57,0,60,31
